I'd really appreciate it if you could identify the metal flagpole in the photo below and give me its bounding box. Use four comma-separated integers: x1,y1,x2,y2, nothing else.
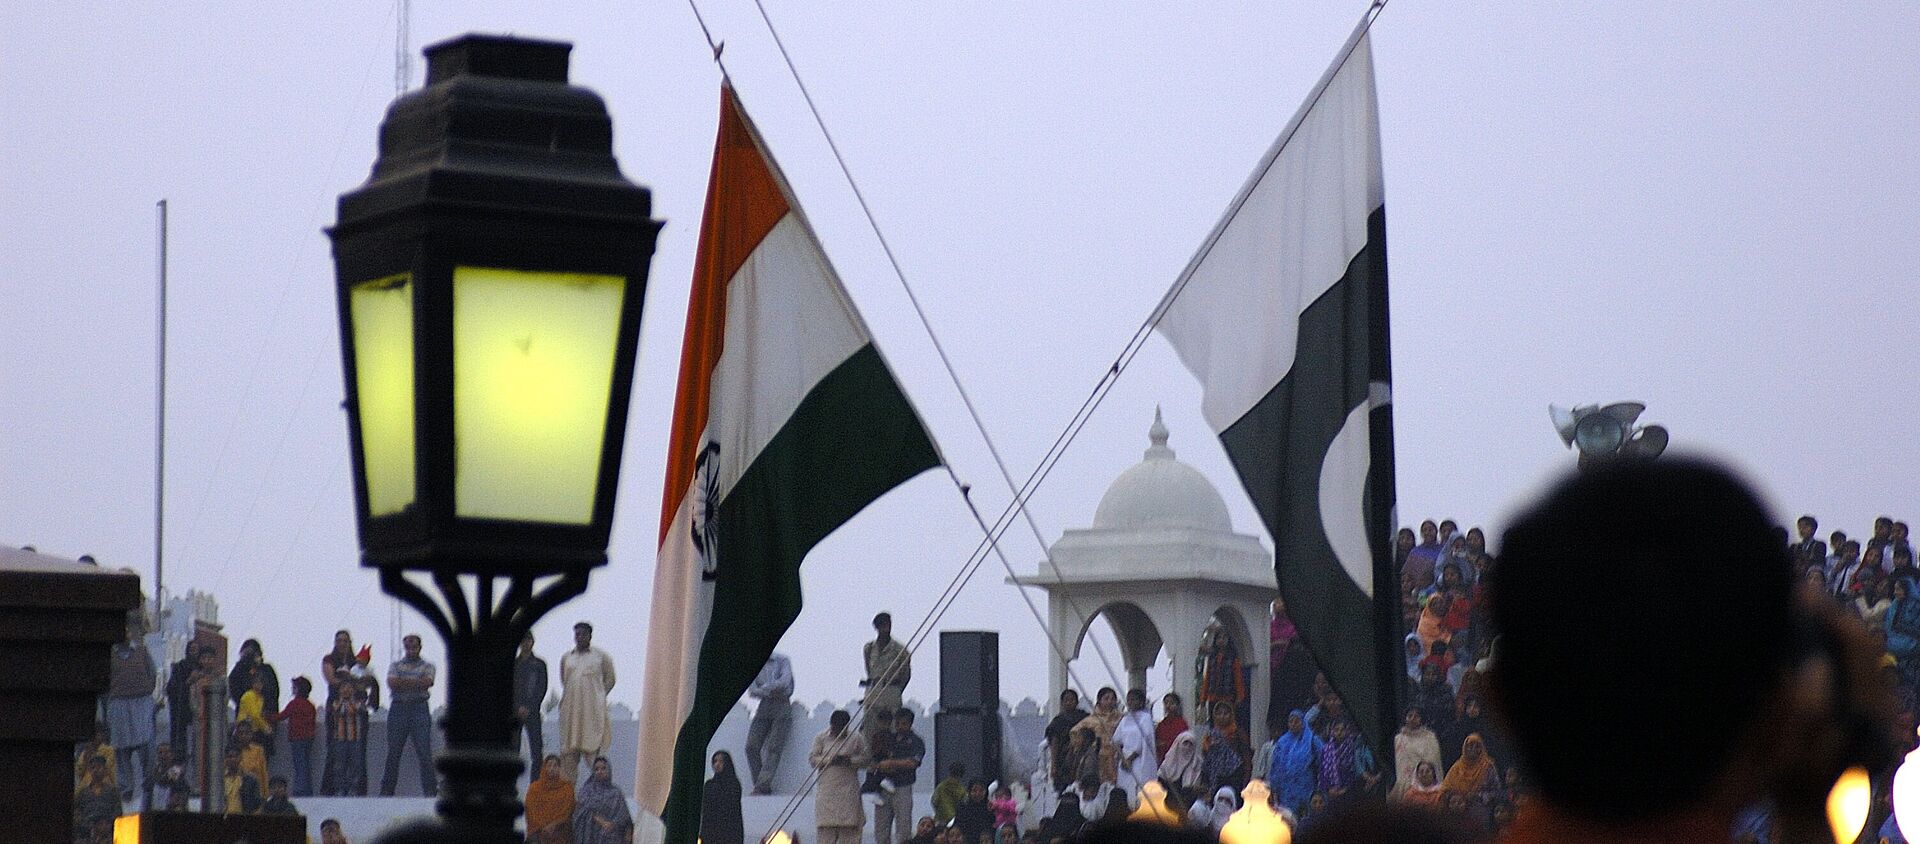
155,198,168,629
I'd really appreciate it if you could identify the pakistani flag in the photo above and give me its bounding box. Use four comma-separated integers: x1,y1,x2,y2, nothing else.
637,86,941,841
1156,21,1400,768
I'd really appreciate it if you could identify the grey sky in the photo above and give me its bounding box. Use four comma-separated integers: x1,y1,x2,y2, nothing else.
4,2,1916,711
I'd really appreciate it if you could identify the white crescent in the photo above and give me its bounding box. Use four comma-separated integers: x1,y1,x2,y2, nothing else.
1317,381,1391,597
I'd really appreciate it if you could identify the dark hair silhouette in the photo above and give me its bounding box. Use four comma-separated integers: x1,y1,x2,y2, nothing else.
1490,458,1793,820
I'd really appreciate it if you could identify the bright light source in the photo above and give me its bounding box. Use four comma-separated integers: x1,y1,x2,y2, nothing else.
350,274,417,516
451,266,625,524
1895,742,1920,840
1130,780,1181,826
1220,779,1291,844
113,814,140,844
1828,765,1872,844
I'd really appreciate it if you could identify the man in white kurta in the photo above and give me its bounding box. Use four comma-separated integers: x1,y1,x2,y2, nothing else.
1112,688,1160,799
560,622,617,777
809,710,871,844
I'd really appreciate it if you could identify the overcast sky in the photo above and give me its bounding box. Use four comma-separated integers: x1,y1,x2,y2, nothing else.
4,2,1917,711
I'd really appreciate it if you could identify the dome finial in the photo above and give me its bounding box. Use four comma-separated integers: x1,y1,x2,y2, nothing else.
1146,406,1174,460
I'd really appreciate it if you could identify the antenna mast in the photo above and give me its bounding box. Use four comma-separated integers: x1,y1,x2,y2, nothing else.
395,0,412,95
389,0,412,664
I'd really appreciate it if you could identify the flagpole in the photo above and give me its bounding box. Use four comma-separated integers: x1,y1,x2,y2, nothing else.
154,198,168,629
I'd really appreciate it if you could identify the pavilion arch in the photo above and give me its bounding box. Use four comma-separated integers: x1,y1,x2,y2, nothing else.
1011,411,1280,745
1069,600,1165,696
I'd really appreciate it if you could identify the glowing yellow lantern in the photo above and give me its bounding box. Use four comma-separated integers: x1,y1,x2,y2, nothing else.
1896,737,1920,840
328,35,660,577
1219,779,1292,844
1130,780,1182,826
1827,765,1871,844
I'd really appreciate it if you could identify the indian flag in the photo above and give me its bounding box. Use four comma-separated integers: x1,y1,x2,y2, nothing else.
637,86,941,841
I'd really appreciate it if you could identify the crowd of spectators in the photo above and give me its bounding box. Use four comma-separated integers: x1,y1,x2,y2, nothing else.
1375,513,1920,842
72,622,618,844
1002,511,1920,844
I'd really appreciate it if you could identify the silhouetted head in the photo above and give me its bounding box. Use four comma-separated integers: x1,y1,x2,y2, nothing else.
1489,458,1792,821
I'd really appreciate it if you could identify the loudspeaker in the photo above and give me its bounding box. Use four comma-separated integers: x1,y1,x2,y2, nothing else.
934,709,1002,787
939,630,998,712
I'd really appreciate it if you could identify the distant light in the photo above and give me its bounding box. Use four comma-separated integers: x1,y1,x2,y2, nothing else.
1130,780,1181,826
1895,740,1920,839
1828,765,1872,843
113,814,140,844
1219,779,1291,844
764,831,795,844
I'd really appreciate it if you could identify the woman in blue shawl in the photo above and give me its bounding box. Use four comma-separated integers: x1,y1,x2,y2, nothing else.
1266,709,1322,812
1884,573,1920,688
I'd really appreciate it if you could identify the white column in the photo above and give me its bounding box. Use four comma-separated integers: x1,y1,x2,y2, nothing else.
1158,600,1204,720
1048,593,1072,708
1244,600,1272,749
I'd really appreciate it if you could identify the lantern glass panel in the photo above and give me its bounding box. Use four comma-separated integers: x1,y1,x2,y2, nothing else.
453,266,625,524
349,274,418,517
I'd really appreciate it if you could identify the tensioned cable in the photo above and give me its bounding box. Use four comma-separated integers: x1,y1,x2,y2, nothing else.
181,4,397,597
688,0,1392,835
681,4,1112,834
733,0,1132,688
229,459,348,634
720,0,1394,833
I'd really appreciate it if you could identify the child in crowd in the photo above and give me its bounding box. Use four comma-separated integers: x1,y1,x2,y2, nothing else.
319,818,350,844
149,743,189,809
932,763,967,825
989,783,1019,831
222,747,263,814
954,780,994,843
270,676,318,796
232,720,270,793
260,775,299,816
237,673,271,733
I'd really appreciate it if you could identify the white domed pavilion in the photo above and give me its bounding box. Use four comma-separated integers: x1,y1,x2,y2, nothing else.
1012,409,1278,744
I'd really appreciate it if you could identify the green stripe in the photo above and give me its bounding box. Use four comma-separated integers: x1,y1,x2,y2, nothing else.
662,343,939,843
1218,206,1400,773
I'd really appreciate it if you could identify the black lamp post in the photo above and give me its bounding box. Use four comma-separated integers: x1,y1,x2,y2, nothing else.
327,34,659,842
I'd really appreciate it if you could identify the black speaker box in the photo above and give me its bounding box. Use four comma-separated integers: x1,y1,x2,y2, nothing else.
938,630,998,713
934,709,1002,787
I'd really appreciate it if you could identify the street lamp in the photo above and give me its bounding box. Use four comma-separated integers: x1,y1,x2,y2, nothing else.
327,34,659,842
1548,402,1668,470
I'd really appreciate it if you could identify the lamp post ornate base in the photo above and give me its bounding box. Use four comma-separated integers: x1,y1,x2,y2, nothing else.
371,570,588,843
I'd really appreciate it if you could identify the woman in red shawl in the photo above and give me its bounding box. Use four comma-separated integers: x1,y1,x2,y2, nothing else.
1155,692,1188,763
